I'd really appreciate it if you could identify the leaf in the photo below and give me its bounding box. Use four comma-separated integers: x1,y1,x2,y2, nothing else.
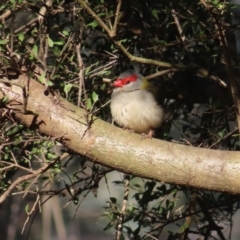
53,41,64,45
39,72,46,84
64,83,73,96
30,45,38,60
87,20,99,28
46,80,53,86
87,97,92,110
151,9,159,20
46,152,57,160
25,204,29,213
1,96,9,103
100,83,106,90
218,129,225,138
62,30,69,36
0,40,8,45
92,91,99,103
6,125,23,136
48,36,54,47
120,39,128,43
53,168,62,173
110,197,117,203
18,33,24,42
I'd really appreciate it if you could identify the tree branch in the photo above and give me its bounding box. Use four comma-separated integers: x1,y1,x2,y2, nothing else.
112,0,122,37
1,75,240,195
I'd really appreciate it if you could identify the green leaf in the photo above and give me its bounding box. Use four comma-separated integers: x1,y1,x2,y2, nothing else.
64,83,73,96
53,41,64,45
100,83,106,90
18,33,24,42
25,204,29,213
87,97,92,110
87,20,99,28
46,80,53,86
39,72,46,84
48,37,54,47
120,39,128,43
0,40,8,45
218,129,225,138
151,9,159,20
6,125,23,136
53,168,62,173
30,45,38,60
46,152,57,160
1,96,9,103
62,30,69,36
92,91,99,103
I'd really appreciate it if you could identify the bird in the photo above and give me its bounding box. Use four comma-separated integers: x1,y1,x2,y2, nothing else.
110,69,165,138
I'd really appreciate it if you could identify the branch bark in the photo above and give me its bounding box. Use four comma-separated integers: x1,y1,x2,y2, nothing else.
1,75,240,194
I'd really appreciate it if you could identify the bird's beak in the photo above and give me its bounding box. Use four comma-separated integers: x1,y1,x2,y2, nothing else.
113,79,123,87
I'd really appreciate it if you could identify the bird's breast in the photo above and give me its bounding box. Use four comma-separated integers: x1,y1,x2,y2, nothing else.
110,90,164,134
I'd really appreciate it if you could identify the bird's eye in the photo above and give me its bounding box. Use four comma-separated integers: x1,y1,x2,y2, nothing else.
126,81,131,84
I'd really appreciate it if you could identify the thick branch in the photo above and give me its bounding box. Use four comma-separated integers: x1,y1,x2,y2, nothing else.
1,75,240,194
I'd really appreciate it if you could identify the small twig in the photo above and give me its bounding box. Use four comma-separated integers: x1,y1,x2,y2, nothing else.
0,9,13,21
170,3,193,61
144,233,158,240
38,5,50,92
178,190,197,240
76,43,85,107
74,5,86,108
0,136,56,148
146,69,179,80
38,0,53,23
21,193,40,234
209,128,239,149
73,188,92,219
0,160,34,174
0,77,29,113
91,100,111,115
88,60,117,78
111,0,122,37
115,174,130,240
14,17,38,35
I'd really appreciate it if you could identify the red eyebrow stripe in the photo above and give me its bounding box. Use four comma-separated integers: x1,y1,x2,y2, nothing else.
113,74,138,87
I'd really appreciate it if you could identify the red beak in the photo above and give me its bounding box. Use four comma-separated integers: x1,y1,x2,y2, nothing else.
113,79,124,87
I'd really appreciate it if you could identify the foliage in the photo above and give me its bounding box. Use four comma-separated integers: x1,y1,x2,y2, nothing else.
0,0,240,239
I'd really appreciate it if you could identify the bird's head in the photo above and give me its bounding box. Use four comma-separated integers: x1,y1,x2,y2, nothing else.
113,70,150,92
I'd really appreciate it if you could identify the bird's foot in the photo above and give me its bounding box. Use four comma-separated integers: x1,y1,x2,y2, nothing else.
123,127,135,134
141,129,155,139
